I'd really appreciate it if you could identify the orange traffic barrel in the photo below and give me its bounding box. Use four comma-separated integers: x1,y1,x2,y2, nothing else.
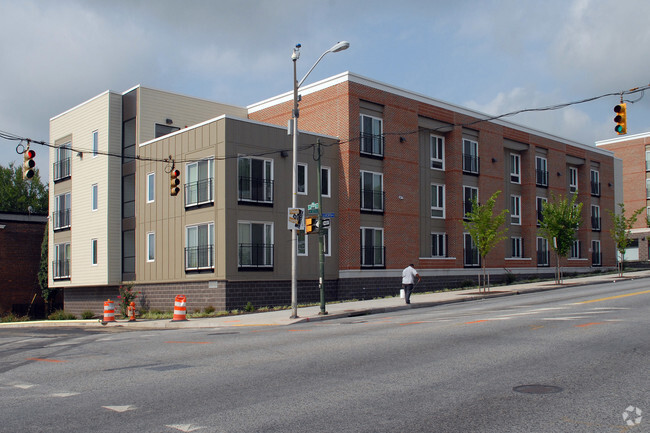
103,299,116,322
172,295,187,321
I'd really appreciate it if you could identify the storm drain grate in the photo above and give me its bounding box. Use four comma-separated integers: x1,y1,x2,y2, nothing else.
513,384,563,394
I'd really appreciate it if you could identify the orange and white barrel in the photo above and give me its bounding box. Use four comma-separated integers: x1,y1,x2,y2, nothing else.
172,295,187,321
103,299,116,322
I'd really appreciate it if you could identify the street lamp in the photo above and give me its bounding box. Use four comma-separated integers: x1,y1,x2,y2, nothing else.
290,41,349,319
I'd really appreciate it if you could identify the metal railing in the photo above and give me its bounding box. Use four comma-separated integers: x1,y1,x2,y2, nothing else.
238,243,274,268
52,260,70,279
462,154,479,174
361,246,385,268
185,178,214,207
238,177,274,204
184,246,214,271
360,133,385,157
52,209,71,230
360,189,385,212
536,169,548,187
590,181,601,196
53,158,71,181
591,216,601,231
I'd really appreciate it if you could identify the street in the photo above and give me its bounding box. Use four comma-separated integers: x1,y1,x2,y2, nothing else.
0,280,648,432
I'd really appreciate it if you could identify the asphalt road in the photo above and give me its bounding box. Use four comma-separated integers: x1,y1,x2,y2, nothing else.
0,280,648,433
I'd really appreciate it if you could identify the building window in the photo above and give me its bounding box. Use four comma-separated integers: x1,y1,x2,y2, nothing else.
592,240,601,266
511,195,521,225
54,142,71,181
537,237,550,267
238,157,272,205
590,169,601,196
186,223,215,270
536,156,548,187
463,186,478,218
511,237,523,258
53,243,71,279
647,179,650,199
431,183,445,218
431,233,447,257
646,150,650,171
430,135,444,170
510,153,521,184
462,139,479,174
361,227,384,268
53,192,71,230
238,222,273,269
92,130,99,157
297,163,308,195
322,227,331,257
360,171,384,212
155,123,180,138
360,114,384,157
147,232,155,262
464,233,480,267
91,184,98,211
187,158,215,207
297,231,307,256
536,196,547,226
591,205,601,231
321,166,331,198
91,239,98,265
570,240,580,259
147,172,155,203
569,167,578,193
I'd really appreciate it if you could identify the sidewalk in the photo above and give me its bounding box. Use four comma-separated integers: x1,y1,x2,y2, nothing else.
4,270,650,329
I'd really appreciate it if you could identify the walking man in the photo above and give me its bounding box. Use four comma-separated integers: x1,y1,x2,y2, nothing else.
402,264,421,305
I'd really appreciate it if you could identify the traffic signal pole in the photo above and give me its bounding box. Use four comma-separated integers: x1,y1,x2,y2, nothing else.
316,139,327,315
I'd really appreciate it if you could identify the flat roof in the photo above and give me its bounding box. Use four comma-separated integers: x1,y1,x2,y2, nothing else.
596,131,650,146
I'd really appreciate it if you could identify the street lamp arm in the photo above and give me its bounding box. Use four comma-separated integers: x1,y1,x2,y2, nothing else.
297,41,349,88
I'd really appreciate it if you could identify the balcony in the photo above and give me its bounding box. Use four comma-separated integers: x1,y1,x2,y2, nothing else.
361,246,385,268
184,246,214,271
536,169,548,187
238,243,274,270
185,178,214,208
360,132,384,158
360,189,385,212
238,177,273,205
52,209,71,231
53,158,71,182
462,154,479,175
52,260,70,279
590,181,601,197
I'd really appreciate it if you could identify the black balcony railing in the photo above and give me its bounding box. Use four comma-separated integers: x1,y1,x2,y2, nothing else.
590,181,601,196
462,154,479,174
53,158,71,181
536,169,548,187
52,209,71,230
361,246,385,268
185,178,214,207
238,177,274,205
238,243,274,269
360,133,385,157
537,250,550,267
184,246,214,271
52,260,70,279
591,217,601,231
360,189,385,212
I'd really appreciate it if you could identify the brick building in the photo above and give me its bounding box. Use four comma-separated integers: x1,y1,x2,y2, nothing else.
597,132,650,261
50,73,617,315
0,212,48,316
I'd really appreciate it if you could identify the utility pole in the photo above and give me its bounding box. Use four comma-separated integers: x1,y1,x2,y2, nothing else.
316,139,327,315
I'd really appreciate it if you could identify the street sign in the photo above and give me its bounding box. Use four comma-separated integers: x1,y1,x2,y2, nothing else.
308,202,319,214
288,208,305,230
322,212,335,218
321,218,331,228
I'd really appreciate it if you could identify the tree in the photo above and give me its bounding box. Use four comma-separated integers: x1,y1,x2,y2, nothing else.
608,203,644,277
0,163,48,213
462,190,509,292
538,192,583,284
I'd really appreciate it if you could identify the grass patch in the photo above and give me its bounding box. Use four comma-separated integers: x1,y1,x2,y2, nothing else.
48,310,77,320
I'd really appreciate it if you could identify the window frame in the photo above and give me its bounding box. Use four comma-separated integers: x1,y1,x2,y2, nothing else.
237,156,273,205
536,156,548,187
510,153,521,184
360,114,384,157
591,204,601,231
321,166,331,198
91,183,98,211
591,240,602,266
570,240,581,259
297,230,307,256
147,172,155,203
53,192,71,230
186,222,215,270
537,237,550,267
91,239,98,266
569,167,578,193
92,130,98,158
431,183,445,219
463,186,479,218
297,163,308,195
510,195,521,225
430,134,444,170
147,232,155,262
360,227,384,268
237,221,274,269
463,232,480,267
462,139,479,174
431,232,447,258
360,170,384,212
511,237,523,258
186,158,215,207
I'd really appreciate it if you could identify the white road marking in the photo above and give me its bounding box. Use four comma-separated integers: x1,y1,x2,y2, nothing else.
50,392,80,397
13,384,35,389
166,424,205,432
542,317,583,321
103,405,137,413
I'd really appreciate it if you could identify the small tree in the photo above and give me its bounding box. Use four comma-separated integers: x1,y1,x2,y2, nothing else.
608,203,644,277
538,192,583,284
462,190,509,292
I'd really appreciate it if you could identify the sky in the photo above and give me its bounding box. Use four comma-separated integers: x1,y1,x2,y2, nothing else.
1,0,650,182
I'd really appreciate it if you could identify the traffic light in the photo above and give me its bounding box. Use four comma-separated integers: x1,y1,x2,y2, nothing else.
23,148,35,180
170,169,180,196
305,217,319,234
614,103,627,135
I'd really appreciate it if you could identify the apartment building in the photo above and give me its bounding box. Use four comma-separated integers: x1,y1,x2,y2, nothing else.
597,132,650,261
249,72,617,297
49,86,338,314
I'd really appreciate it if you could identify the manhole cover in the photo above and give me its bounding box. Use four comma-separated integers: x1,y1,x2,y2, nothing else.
513,384,563,394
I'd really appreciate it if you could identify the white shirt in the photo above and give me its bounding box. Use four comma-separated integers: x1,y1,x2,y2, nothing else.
402,266,418,285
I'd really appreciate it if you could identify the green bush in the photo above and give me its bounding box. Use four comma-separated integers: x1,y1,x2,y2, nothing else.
244,302,255,312
204,305,215,314
81,310,95,319
48,310,77,320
1,312,30,323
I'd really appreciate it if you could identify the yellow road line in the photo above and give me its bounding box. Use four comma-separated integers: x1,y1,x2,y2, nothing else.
578,289,650,304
